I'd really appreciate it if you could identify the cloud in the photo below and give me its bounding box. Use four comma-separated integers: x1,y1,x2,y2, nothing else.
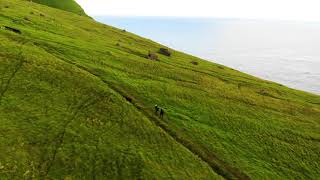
76,0,320,21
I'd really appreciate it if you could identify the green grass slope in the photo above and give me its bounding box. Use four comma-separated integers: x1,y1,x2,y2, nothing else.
32,0,87,16
0,0,320,179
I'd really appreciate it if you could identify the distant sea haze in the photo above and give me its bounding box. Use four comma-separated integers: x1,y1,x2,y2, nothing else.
95,17,320,95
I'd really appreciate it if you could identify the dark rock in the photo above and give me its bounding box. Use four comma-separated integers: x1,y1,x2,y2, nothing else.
125,96,132,102
3,26,21,34
191,61,199,65
159,48,171,57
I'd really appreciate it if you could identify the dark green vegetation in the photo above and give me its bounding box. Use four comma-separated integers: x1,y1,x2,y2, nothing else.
32,0,87,16
0,0,320,179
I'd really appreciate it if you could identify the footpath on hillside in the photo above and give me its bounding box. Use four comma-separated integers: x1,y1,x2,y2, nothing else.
72,63,250,180
38,44,250,179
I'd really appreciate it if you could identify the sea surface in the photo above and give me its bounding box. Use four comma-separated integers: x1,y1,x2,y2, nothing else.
95,17,320,94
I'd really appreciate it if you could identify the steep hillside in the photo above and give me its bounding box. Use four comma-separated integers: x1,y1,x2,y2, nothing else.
32,0,87,16
0,0,319,179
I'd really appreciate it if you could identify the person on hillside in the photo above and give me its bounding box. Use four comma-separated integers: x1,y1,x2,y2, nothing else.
160,109,164,119
155,105,159,114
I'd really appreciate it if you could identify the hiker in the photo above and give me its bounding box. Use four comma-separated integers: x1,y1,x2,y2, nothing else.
160,109,164,119
155,105,159,114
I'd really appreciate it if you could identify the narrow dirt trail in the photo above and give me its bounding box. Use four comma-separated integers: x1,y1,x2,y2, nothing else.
70,63,250,180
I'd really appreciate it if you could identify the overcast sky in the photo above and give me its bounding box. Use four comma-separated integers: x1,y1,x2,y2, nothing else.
75,0,320,22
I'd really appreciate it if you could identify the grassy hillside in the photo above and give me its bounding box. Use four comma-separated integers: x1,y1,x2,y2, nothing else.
0,0,319,179
32,0,87,16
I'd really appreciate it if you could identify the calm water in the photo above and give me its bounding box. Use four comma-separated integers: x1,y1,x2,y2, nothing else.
95,17,320,94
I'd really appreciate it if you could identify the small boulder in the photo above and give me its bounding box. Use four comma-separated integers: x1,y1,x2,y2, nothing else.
159,48,171,57
125,96,133,102
4,26,21,34
148,52,158,61
191,61,199,65
24,16,30,21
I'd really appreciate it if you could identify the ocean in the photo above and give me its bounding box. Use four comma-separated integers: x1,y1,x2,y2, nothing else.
95,16,320,94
